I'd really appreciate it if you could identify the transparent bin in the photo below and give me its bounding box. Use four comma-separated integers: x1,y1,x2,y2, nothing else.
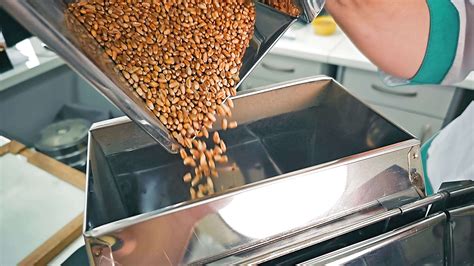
2,0,296,152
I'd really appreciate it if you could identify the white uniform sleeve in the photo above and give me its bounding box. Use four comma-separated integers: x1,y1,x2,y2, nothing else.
442,0,474,85
427,102,474,192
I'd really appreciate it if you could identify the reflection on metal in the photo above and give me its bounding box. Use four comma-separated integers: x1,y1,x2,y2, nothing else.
84,237,115,266
298,198,474,266
295,0,326,23
83,77,425,265
399,192,446,214
299,213,447,265
449,205,474,265
239,3,296,96
14,39,40,68
214,186,473,265
232,208,405,265
257,0,326,23
219,166,348,239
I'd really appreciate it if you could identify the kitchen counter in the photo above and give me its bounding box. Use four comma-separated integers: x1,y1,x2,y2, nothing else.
1,24,473,92
271,23,346,63
272,24,473,90
327,36,474,90
0,38,64,92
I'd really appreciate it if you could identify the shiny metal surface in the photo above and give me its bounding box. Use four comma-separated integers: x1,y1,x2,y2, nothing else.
34,119,89,153
34,118,89,169
257,0,325,23
1,0,296,153
239,3,296,94
215,186,473,265
219,188,422,265
229,208,404,265
449,205,474,265
295,0,326,23
300,213,447,265
399,192,446,214
83,77,423,265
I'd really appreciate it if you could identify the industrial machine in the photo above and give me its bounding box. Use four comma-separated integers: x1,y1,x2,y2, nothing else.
82,77,474,265
2,1,472,265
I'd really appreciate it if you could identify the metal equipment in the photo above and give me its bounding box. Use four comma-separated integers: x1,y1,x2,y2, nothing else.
82,77,440,265
4,1,472,265
34,118,89,170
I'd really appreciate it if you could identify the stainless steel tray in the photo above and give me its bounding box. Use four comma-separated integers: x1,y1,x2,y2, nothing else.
84,77,425,265
2,0,296,153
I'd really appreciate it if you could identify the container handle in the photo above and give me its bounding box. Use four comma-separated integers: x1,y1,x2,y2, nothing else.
371,84,418,97
262,62,296,73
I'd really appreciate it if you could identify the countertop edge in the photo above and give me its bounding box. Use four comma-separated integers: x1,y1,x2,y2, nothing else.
1,31,472,91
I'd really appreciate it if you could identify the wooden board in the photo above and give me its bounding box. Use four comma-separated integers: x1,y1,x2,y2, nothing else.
0,140,86,265
1,140,85,190
18,213,84,266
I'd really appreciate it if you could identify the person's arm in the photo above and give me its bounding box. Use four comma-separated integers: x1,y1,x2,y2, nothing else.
325,0,473,85
325,0,430,80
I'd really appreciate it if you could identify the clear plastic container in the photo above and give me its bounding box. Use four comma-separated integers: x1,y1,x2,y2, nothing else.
2,0,299,152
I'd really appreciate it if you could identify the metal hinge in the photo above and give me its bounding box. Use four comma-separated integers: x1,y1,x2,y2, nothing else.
408,146,425,196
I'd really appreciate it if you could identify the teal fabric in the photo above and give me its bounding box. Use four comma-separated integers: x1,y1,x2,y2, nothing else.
421,132,439,195
411,0,460,84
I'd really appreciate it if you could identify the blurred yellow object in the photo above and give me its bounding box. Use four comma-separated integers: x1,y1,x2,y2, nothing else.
312,16,337,36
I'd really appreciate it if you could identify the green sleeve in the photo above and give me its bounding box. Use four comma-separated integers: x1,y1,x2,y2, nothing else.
411,0,460,84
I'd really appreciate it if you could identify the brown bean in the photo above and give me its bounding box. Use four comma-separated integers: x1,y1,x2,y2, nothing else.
191,174,200,187
183,173,192,182
228,121,238,129
183,156,196,167
220,141,227,153
216,106,226,116
200,153,207,168
217,155,229,163
179,148,187,159
221,118,228,130
213,131,220,144
202,127,209,138
190,187,197,199
196,190,204,198
227,98,234,108
208,159,216,169
213,146,223,155
185,138,193,149
188,149,198,159
207,112,216,122
207,177,214,191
